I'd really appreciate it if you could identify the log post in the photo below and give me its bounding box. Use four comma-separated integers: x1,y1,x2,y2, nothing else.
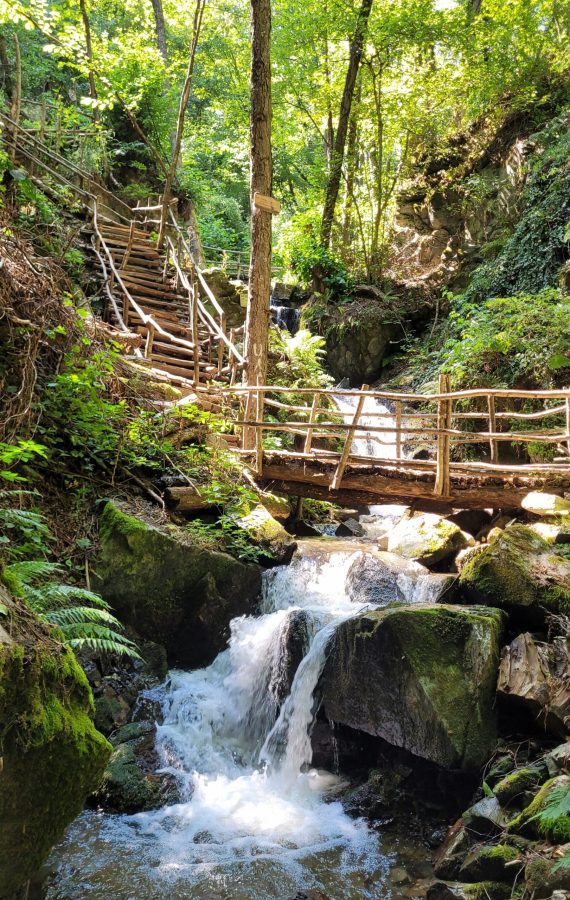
487,393,499,463
304,392,320,455
144,324,155,358
255,380,265,474
8,35,21,164
192,275,200,386
395,400,402,460
121,221,135,270
434,373,452,496
566,388,570,457
331,383,369,490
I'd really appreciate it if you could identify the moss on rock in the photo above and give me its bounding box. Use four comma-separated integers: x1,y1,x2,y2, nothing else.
93,501,262,666
459,843,522,882
93,743,161,813
493,766,546,807
459,525,570,619
0,588,111,897
507,775,570,841
322,604,504,771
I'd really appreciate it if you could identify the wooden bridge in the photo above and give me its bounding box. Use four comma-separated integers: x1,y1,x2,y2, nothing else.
200,381,570,512
3,106,570,511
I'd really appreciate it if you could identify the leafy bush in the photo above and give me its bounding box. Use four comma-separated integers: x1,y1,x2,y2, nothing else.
268,328,333,391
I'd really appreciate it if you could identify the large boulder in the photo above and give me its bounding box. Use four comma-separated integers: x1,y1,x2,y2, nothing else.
521,492,570,517
322,605,504,771
93,501,261,667
236,504,297,564
387,512,472,567
0,586,111,897
497,632,570,737
459,525,570,620
346,550,458,607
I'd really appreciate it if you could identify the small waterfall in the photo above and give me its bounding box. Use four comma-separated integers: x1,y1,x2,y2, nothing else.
334,390,398,460
47,542,387,898
270,297,301,335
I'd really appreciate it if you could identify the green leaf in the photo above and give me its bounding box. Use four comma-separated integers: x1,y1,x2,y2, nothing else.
547,353,570,371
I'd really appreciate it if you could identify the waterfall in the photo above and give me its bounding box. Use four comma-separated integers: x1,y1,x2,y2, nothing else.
334,391,398,460
270,298,301,335
47,543,388,898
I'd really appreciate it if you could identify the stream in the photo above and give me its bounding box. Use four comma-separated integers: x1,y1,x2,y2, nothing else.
41,530,442,899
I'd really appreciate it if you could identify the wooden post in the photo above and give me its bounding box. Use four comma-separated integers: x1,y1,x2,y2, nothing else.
217,314,226,375
255,380,265,474
434,374,452,496
229,328,238,385
192,273,200,387
121,221,135,270
331,384,369,490
487,393,499,463
304,392,320,455
566,388,570,457
395,400,402,460
144,324,155,358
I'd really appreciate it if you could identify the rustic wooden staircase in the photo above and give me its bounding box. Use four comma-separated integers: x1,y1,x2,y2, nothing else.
98,222,222,383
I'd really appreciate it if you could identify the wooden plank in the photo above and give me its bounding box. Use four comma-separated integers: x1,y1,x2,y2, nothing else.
331,383,369,491
488,394,499,464
304,393,320,454
253,192,281,214
395,400,402,460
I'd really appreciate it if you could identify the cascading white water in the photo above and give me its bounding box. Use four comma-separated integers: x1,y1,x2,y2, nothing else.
45,543,391,899
334,392,398,459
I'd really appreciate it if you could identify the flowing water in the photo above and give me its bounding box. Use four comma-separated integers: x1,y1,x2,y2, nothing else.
44,543,406,900
334,393,397,460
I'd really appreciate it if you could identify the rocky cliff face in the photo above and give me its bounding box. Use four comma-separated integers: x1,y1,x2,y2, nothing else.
0,585,111,898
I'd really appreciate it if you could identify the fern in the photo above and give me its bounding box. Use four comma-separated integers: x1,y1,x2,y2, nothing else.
2,559,140,659
531,782,570,823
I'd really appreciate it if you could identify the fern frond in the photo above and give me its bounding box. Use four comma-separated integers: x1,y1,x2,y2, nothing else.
45,606,123,628
39,584,111,610
4,559,61,587
553,850,570,873
65,635,140,658
531,783,570,824
0,509,50,532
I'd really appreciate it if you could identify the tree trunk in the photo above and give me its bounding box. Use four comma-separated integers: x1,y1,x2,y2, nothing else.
79,0,99,122
0,34,13,96
320,0,373,248
157,0,205,248
151,0,169,64
243,0,272,395
340,80,361,257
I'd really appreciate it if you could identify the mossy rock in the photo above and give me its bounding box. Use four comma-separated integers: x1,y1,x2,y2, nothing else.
493,766,546,808
93,501,261,666
524,855,570,898
387,512,471,567
236,504,296,564
507,775,570,842
322,604,504,771
92,743,161,813
459,843,522,882
0,587,111,897
427,881,516,900
459,525,570,620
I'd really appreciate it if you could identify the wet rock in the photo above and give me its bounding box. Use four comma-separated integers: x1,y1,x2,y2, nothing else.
111,720,154,746
433,821,471,880
521,492,570,517
93,743,161,813
545,743,570,776
463,798,509,837
387,512,472,567
459,525,570,621
335,518,365,538
486,756,516,787
427,882,513,900
497,633,570,736
237,504,297,564
93,685,131,735
493,765,546,807
459,843,521,882
346,550,458,607
322,605,504,771
293,520,321,537
93,500,261,667
524,856,570,898
275,609,312,702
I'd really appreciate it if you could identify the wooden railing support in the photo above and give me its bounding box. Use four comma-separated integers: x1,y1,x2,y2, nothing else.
435,374,452,496
144,324,155,358
304,392,320,455
488,394,499,463
331,384,369,491
395,400,402,460
566,388,570,457
255,380,265,474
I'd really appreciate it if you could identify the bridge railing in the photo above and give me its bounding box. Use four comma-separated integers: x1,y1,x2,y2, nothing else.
202,380,570,497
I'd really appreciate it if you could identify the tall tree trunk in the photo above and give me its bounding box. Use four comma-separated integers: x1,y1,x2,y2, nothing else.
157,0,206,248
151,0,169,64
341,78,361,256
0,34,13,96
243,0,272,393
79,0,98,122
320,0,373,248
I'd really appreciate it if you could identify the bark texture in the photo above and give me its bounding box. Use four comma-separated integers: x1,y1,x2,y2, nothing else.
244,0,273,391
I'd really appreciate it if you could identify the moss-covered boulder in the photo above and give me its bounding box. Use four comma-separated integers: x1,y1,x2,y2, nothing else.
0,587,111,898
426,881,514,900
387,513,472,568
493,766,546,808
459,525,570,619
524,855,570,898
321,604,504,771
459,844,521,882
236,504,296,564
507,775,570,842
93,742,160,813
92,501,261,667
